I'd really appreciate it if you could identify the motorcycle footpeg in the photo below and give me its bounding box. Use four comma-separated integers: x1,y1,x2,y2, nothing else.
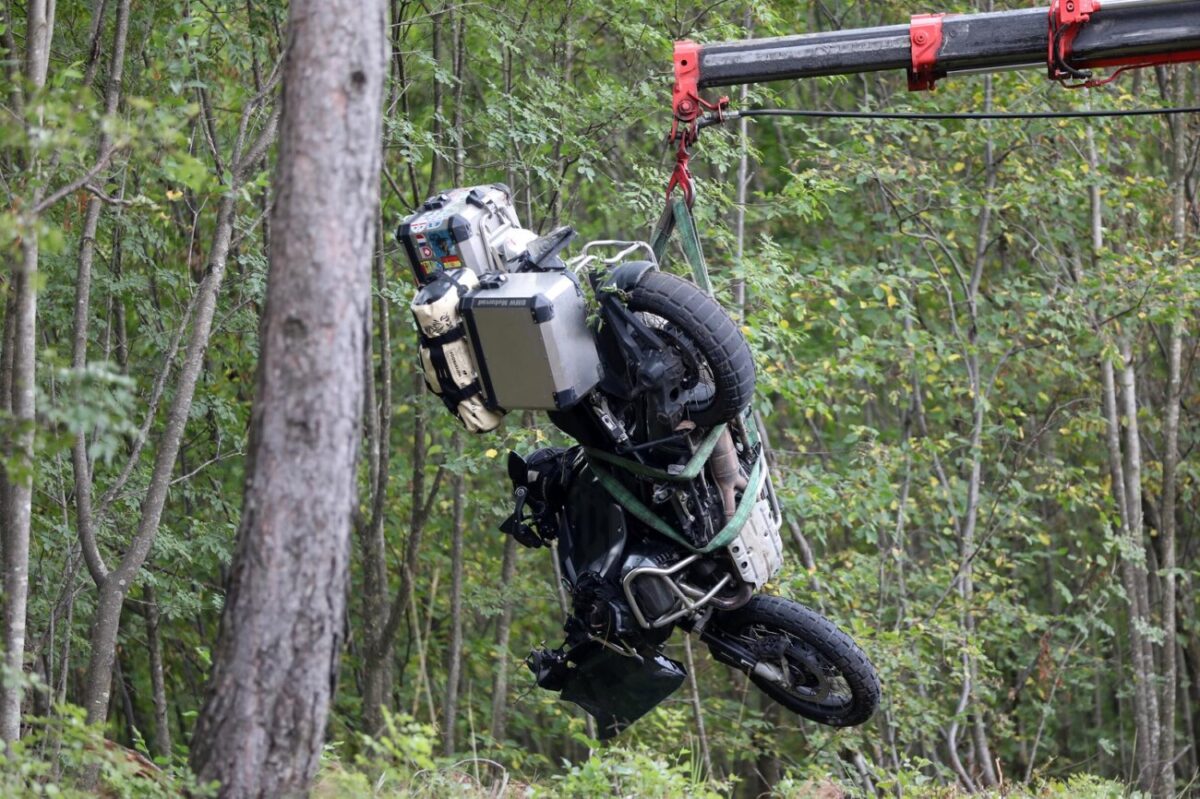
499,486,544,548
500,514,544,549
526,646,571,692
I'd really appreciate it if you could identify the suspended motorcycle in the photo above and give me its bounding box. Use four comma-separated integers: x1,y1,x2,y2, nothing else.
400,186,879,739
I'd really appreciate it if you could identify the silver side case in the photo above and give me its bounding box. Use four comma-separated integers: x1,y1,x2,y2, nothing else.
460,272,603,411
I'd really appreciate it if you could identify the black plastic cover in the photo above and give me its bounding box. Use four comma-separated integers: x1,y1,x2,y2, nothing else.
531,294,555,323
560,651,686,740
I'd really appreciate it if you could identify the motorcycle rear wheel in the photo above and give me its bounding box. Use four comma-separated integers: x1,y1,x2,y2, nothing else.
709,594,880,727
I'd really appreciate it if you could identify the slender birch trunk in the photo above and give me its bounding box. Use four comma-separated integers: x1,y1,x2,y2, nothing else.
1156,66,1189,798
1,0,55,744
143,584,171,758
443,432,465,755
1086,119,1160,793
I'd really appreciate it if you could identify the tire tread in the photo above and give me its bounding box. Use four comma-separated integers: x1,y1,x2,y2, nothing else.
715,594,880,727
626,271,755,427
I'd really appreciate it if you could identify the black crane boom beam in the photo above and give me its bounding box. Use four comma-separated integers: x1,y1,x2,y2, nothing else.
695,1,1200,89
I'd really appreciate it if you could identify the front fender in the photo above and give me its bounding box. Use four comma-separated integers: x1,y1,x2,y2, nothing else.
602,260,657,293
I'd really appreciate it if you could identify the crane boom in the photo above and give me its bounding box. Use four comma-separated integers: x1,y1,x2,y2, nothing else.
696,2,1200,88
671,0,1200,141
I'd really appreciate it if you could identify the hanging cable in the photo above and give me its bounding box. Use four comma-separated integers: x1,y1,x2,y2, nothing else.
698,105,1200,129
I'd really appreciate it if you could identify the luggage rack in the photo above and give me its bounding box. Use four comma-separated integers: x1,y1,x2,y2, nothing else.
566,240,659,276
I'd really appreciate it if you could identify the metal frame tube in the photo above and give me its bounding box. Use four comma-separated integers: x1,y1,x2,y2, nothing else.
695,1,1200,89
622,554,737,629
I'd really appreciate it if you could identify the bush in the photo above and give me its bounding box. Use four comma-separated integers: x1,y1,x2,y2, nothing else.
0,704,211,798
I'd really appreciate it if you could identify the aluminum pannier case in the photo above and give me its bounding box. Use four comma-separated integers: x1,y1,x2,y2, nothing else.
460,272,603,411
398,184,528,286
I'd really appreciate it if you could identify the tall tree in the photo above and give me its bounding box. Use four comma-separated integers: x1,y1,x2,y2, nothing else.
189,0,388,794
78,63,281,729
1,0,54,744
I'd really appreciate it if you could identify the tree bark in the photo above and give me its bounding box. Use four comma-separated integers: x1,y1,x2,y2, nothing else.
79,50,282,731
488,534,518,742
82,188,239,725
143,584,171,759
1,0,55,744
442,431,465,755
1117,334,1161,786
357,219,394,736
731,9,751,319
1086,119,1160,793
362,375,442,726
683,634,713,778
440,14,468,755
189,0,386,793
72,0,132,591
1156,65,1189,799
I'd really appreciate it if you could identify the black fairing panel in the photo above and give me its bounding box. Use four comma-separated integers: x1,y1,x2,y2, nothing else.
560,651,686,740
558,465,627,585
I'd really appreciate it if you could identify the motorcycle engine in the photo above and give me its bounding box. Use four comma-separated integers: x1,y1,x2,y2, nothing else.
572,571,638,641
621,543,685,626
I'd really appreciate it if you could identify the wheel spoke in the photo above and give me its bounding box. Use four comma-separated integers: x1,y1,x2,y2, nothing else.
735,624,854,707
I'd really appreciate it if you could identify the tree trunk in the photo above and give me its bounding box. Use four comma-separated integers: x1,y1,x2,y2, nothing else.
488,534,518,742
362,374,442,726
143,584,171,758
731,8,751,318
442,432,465,755
72,0,131,592
1117,334,1162,785
82,188,239,725
683,634,713,778
357,219,394,736
80,38,281,731
1156,66,1189,799
1,0,54,744
189,0,386,793
440,13,468,755
1086,120,1160,793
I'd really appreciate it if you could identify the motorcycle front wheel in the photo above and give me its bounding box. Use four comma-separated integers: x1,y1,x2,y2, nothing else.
624,270,755,428
707,594,880,727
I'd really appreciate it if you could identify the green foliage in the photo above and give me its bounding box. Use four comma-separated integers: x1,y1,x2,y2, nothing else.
316,710,729,798
552,746,728,798
0,704,212,798
2,0,1195,796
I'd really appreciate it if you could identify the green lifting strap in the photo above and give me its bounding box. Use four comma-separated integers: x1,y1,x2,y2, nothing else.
650,200,675,263
582,423,727,483
672,195,714,297
587,454,765,555
648,193,714,298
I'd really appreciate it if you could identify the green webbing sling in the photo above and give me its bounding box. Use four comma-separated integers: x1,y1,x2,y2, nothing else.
582,423,726,482
601,190,760,554
649,195,714,298
586,453,765,555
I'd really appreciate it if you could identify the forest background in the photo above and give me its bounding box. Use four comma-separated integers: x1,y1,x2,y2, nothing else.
0,0,1197,797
